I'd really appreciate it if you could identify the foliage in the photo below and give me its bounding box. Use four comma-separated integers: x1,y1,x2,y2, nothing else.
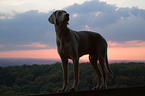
0,62,145,96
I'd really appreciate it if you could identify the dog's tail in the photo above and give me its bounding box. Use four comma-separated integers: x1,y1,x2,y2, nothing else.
105,53,113,78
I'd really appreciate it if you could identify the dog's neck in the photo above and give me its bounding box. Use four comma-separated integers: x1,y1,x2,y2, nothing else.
54,23,69,41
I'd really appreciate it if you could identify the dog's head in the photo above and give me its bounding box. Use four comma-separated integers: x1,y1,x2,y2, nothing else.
48,10,69,25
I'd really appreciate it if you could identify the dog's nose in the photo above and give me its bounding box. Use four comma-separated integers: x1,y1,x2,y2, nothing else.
66,13,69,17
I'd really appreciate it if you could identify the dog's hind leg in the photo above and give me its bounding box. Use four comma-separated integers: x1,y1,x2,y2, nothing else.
89,54,102,90
99,57,107,90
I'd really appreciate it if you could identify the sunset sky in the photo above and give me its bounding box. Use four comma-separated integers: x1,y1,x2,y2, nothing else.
0,0,145,61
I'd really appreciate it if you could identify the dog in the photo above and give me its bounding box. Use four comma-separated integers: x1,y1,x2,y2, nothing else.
48,10,113,92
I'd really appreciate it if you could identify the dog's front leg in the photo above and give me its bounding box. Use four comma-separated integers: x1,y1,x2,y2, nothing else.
69,57,79,92
57,58,69,93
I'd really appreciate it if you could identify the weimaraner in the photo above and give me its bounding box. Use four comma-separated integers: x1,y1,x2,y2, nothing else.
48,10,113,92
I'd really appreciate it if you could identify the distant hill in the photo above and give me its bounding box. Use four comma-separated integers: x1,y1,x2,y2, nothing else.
0,58,145,67
0,58,60,67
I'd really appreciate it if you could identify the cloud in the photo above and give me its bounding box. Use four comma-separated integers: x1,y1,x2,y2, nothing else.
108,40,145,47
0,12,15,20
103,15,145,41
0,42,51,52
65,1,145,42
0,10,56,51
0,0,145,51
0,45,5,48
65,0,119,30
17,42,48,48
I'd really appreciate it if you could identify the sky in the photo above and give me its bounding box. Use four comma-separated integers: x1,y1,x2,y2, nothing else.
0,0,145,61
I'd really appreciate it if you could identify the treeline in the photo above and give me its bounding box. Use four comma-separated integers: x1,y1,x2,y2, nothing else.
0,62,145,96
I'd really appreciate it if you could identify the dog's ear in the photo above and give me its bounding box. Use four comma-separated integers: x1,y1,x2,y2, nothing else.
48,12,57,24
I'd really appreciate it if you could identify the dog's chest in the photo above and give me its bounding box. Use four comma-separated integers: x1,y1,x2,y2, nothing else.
59,42,74,59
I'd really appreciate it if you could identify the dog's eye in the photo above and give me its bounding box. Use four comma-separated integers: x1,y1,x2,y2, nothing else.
53,11,57,16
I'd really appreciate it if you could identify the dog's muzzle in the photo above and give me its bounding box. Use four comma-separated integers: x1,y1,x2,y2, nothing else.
63,13,69,22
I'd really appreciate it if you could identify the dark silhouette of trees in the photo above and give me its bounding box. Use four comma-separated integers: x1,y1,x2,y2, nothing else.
0,62,145,95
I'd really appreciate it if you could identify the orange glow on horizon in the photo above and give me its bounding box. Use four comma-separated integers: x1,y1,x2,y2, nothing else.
0,47,145,61
0,49,59,59
108,47,145,60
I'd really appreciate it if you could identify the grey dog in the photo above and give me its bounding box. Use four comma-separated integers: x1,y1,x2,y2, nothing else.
48,10,113,92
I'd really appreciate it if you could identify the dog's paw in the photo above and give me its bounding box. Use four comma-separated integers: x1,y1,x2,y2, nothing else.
101,86,107,90
68,88,77,92
91,87,100,90
57,89,65,93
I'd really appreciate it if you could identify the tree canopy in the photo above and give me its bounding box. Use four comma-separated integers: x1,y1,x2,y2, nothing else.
0,62,145,96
